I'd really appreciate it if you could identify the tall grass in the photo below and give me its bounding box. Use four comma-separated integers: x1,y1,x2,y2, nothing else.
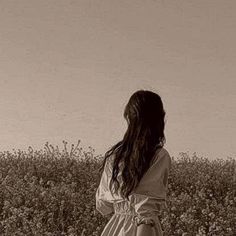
0,141,235,235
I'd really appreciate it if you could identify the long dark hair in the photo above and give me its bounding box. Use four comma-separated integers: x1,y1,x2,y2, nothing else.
99,89,166,200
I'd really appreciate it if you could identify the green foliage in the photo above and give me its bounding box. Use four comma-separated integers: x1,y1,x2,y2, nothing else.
0,141,235,235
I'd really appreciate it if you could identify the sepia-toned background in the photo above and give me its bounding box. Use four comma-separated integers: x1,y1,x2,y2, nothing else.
0,0,235,159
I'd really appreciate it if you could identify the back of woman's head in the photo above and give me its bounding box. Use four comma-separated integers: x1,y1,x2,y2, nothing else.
99,89,166,200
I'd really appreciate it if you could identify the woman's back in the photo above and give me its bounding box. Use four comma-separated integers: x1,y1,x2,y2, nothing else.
96,147,171,235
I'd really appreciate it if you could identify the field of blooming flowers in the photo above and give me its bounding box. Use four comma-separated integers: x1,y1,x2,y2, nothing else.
0,140,235,236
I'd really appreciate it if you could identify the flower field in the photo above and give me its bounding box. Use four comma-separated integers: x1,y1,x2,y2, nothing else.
0,140,235,236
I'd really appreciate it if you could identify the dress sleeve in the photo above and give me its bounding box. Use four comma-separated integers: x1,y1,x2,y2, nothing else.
131,148,171,227
95,158,114,216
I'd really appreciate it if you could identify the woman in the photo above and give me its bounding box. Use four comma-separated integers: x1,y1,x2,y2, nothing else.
95,90,171,235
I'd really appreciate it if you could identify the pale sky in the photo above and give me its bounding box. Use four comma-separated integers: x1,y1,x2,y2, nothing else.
0,0,235,160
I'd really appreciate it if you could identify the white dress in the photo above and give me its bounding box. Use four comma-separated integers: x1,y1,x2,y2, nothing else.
95,147,171,236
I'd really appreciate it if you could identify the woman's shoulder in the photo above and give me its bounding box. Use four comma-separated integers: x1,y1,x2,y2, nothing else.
152,147,171,168
106,153,116,165
160,147,171,159
104,153,117,173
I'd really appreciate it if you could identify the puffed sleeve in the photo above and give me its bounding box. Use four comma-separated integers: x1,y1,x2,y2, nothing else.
131,148,171,227
95,158,114,216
